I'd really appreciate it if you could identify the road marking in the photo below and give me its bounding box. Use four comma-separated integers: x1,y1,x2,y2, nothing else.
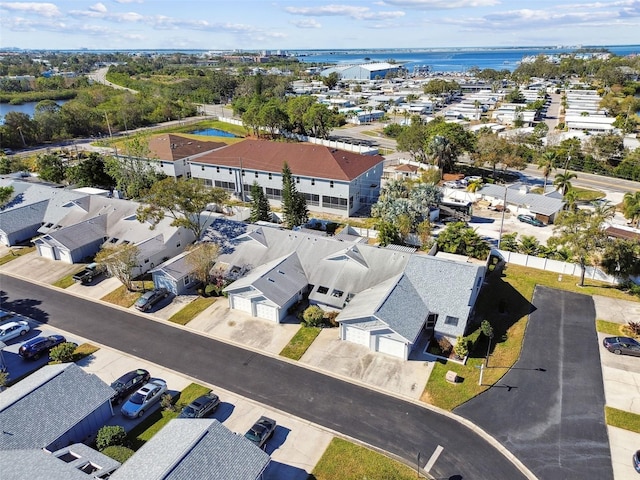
424,445,444,472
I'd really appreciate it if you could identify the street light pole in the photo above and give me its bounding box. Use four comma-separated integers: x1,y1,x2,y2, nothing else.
497,183,508,249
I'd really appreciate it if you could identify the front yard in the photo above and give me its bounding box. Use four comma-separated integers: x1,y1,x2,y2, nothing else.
423,263,639,410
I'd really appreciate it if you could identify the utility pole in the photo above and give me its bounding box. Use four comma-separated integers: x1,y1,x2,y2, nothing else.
104,111,112,138
497,183,509,249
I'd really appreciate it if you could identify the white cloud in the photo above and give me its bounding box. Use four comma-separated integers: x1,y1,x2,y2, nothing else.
89,3,107,13
285,4,404,20
0,2,61,17
291,18,322,28
381,0,500,8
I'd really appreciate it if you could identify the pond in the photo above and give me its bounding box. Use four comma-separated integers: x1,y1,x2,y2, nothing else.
189,127,238,138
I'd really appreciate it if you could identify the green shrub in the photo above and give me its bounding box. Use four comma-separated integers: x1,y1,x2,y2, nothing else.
302,305,324,327
96,425,127,451
49,342,77,363
101,445,135,463
453,336,470,359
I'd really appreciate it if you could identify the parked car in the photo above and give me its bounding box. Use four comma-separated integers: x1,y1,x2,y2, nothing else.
517,214,544,227
603,336,640,357
18,335,66,360
121,379,167,418
633,449,640,473
134,288,169,312
178,391,220,418
244,416,277,448
72,263,106,284
0,320,30,343
0,310,16,325
110,369,151,405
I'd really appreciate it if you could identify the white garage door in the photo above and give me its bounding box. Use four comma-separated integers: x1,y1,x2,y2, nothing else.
38,244,57,260
255,302,278,322
376,335,406,359
232,295,252,315
344,325,369,347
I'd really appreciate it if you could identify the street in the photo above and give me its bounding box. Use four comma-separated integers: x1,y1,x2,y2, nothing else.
0,273,530,480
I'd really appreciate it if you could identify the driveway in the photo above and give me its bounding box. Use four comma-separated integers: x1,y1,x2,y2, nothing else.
300,329,434,400
0,250,79,284
455,286,612,480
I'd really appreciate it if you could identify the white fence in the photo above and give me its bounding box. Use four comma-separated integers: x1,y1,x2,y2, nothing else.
217,117,379,155
493,249,628,284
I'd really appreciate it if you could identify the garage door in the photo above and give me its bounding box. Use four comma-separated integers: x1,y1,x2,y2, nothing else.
255,302,278,322
38,244,57,260
231,295,252,315
376,335,406,359
344,325,369,347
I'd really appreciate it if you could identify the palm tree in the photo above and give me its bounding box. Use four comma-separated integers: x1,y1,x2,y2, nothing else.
427,135,454,173
553,171,577,196
592,200,616,223
537,151,557,192
466,179,483,193
622,191,640,228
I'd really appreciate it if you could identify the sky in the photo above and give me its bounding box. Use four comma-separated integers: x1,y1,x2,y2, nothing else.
1,0,639,51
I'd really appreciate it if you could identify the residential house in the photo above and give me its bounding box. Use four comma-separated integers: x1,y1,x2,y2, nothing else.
337,254,485,359
145,134,227,178
0,363,115,452
150,249,202,296
31,194,194,270
189,139,385,218
477,183,565,224
110,419,270,480
0,179,86,247
0,443,120,480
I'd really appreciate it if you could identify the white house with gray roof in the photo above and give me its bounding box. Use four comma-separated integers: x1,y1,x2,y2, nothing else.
110,418,270,480
478,183,565,224
0,363,115,452
337,254,485,359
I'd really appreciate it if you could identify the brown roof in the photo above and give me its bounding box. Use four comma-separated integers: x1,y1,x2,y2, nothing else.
395,164,419,173
190,139,384,181
148,134,225,161
605,225,640,241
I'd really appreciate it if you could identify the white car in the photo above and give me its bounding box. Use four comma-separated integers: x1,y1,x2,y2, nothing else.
121,379,168,418
0,320,30,343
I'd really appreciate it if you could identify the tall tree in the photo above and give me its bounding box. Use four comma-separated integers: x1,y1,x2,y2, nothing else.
548,209,608,286
184,242,221,286
553,171,577,196
622,191,640,228
249,181,271,223
66,152,115,188
137,178,229,240
537,151,557,192
436,222,490,260
36,153,66,183
599,239,640,282
95,243,140,291
0,186,14,206
281,162,307,229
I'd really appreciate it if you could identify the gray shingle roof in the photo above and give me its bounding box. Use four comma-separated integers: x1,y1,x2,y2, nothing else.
479,183,565,216
110,419,270,480
0,199,48,236
0,363,115,450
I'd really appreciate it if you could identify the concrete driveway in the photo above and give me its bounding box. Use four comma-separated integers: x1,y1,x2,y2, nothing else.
300,329,434,400
0,250,80,284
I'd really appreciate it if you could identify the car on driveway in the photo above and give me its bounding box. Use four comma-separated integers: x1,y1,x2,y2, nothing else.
603,336,640,357
110,369,151,405
18,334,66,360
517,214,544,227
178,391,220,418
134,288,169,312
634,449,640,472
121,379,167,418
0,320,30,343
244,416,277,448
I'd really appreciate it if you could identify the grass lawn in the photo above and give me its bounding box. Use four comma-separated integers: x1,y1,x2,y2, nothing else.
101,281,154,308
73,343,100,361
311,437,418,480
168,297,216,325
127,383,211,450
596,319,627,336
423,263,639,411
280,326,321,360
573,186,606,202
605,406,640,434
0,246,35,266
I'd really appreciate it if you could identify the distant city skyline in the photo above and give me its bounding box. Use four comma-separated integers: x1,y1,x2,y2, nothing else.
1,0,639,52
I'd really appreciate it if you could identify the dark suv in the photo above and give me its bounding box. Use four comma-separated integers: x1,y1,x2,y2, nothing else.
19,335,66,360
110,369,151,404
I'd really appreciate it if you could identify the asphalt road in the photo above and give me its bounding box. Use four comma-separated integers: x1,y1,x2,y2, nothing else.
455,286,612,480
0,273,528,480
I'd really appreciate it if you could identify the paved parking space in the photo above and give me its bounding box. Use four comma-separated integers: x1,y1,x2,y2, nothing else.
300,329,433,400
598,333,640,415
67,275,123,300
0,250,79,284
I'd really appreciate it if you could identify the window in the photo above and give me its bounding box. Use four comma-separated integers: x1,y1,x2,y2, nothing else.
265,187,282,200
144,258,149,264
201,165,204,171
322,195,348,210
268,173,272,180
255,171,258,178
303,192,320,206
216,166,220,173
330,181,334,188
214,180,235,191
296,177,300,183
241,169,245,176
228,168,232,174
331,289,343,298
203,179,213,187
109,237,118,243
184,277,190,286
311,178,315,186
444,316,459,326
317,286,329,294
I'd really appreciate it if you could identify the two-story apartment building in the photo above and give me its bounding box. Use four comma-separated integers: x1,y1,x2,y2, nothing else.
144,134,226,178
189,139,385,217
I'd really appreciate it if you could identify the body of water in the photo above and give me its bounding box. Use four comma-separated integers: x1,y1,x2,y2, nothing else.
295,45,640,73
0,99,68,124
190,127,238,138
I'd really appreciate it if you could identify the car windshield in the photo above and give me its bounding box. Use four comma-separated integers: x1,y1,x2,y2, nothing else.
111,381,125,390
129,392,145,405
245,430,261,442
181,406,197,418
